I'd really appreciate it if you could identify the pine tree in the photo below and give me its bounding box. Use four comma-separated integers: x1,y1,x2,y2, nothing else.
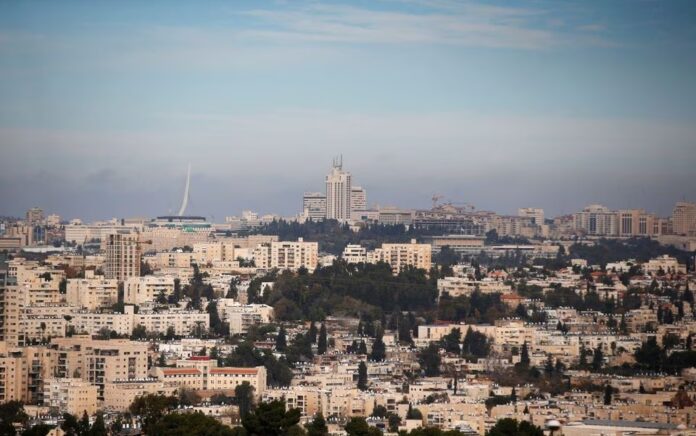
604,384,613,405
370,331,386,361
317,324,328,355
276,326,287,352
357,361,368,391
306,413,329,436
579,342,588,368
592,346,604,371
308,322,318,343
358,340,367,355
519,341,530,368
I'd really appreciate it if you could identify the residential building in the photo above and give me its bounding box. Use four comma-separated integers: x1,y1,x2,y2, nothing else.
124,276,175,304
342,244,367,264
66,274,119,310
253,238,319,272
373,240,432,274
104,231,141,281
43,378,98,416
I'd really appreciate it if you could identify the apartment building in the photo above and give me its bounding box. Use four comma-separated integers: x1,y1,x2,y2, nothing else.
105,231,141,280
43,377,98,416
342,244,367,264
253,238,319,272
66,274,119,310
70,305,209,337
218,302,274,335
437,277,513,298
103,379,177,412
124,275,175,304
193,241,239,263
373,240,432,274
49,337,149,399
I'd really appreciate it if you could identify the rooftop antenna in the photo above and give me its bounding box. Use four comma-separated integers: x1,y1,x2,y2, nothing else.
177,164,191,216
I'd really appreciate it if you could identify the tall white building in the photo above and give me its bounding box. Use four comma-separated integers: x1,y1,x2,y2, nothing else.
325,157,352,221
303,192,327,221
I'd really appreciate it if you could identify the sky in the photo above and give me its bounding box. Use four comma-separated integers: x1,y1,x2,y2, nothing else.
1,0,695,221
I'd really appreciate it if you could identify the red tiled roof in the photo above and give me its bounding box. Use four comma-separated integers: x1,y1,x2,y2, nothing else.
188,356,211,361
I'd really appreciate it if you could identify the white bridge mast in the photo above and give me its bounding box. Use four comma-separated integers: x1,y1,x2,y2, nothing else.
177,164,191,216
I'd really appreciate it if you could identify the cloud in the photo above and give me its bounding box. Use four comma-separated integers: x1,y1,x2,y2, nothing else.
238,3,558,49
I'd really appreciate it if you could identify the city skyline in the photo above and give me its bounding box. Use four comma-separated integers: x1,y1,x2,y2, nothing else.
1,1,696,220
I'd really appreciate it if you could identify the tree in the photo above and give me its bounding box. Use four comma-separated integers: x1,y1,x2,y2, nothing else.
206,301,227,336
308,322,318,343
0,401,28,435
227,277,239,299
441,328,461,354
344,417,381,436
148,412,236,436
592,346,604,371
579,342,588,368
370,331,386,361
518,341,530,369
235,382,256,418
635,337,664,371
357,361,368,391
306,413,329,436
358,340,368,355
487,418,544,436
242,400,301,436
89,412,107,436
22,424,55,436
129,393,178,433
406,404,423,420
276,326,287,352
462,327,490,359
418,344,441,377
604,384,613,405
317,324,328,355
79,411,90,436
131,324,147,340
61,413,82,436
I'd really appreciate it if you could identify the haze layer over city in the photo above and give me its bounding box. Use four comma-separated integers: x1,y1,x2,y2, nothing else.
1,1,696,436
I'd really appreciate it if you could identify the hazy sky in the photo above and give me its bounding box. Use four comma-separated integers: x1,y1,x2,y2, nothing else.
1,0,695,221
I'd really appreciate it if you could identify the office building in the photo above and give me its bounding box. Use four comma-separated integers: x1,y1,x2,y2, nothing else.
325,157,352,221
518,208,545,225
673,201,696,236
350,186,367,212
303,192,327,221
25,207,44,227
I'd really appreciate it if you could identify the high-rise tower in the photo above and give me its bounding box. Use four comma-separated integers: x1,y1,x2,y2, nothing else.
325,156,351,221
